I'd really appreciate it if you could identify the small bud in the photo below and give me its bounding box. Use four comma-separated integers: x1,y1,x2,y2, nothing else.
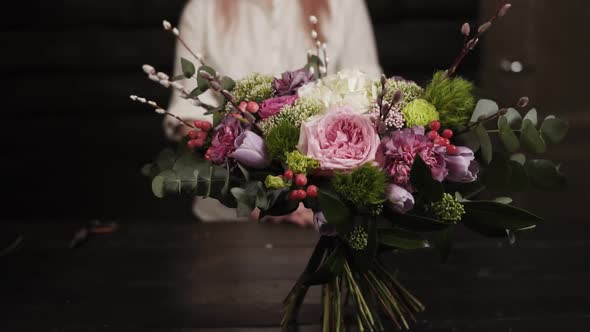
157,72,169,81
155,108,166,114
309,66,315,75
478,22,492,34
172,28,180,36
142,64,156,75
517,96,530,108
322,43,327,50
324,56,330,64
392,90,404,105
319,66,327,74
162,20,172,31
148,101,157,107
171,82,184,90
316,40,321,48
466,38,479,50
148,74,160,82
380,74,387,86
159,80,171,88
209,81,221,91
199,70,213,80
309,15,318,25
138,98,147,103
311,30,318,40
498,3,512,17
461,22,471,36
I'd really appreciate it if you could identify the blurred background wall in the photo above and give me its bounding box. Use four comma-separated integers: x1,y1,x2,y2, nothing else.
1,0,586,222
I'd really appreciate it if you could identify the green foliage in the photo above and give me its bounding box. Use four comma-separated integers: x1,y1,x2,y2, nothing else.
431,193,465,223
259,98,323,136
462,201,543,235
232,73,274,103
264,175,287,189
378,228,429,250
332,164,387,210
380,79,424,110
424,71,476,128
285,150,320,175
409,155,443,202
401,99,439,127
347,225,369,251
265,120,300,160
180,58,196,78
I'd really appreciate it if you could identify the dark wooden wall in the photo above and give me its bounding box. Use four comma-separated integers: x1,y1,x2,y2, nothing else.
2,0,478,221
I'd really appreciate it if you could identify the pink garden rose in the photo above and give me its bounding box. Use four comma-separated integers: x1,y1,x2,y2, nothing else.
297,106,379,171
258,95,298,120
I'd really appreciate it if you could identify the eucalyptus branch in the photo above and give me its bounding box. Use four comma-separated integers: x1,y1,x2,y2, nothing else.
457,108,507,135
447,1,512,77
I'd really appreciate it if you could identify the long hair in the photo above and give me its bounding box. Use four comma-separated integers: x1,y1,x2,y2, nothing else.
216,0,331,41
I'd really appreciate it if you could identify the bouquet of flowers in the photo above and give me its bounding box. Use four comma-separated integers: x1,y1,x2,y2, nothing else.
132,2,568,331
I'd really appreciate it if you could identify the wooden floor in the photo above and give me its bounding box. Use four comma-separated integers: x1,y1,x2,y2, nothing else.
2,220,590,331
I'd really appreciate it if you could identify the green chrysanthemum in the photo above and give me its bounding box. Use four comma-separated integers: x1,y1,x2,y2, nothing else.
259,98,323,136
232,73,274,103
424,71,476,128
432,193,465,223
265,121,300,161
332,164,387,210
285,150,319,175
264,175,287,190
401,99,440,127
347,225,368,251
380,79,425,111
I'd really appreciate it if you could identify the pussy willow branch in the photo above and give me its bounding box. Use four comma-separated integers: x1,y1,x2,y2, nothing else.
447,0,510,77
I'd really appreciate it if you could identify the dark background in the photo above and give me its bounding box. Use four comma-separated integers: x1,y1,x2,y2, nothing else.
2,0,590,330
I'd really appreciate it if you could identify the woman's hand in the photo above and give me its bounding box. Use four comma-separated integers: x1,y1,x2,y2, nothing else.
250,203,314,227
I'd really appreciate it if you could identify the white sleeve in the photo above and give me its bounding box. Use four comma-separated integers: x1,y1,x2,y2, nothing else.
164,0,210,139
335,0,382,78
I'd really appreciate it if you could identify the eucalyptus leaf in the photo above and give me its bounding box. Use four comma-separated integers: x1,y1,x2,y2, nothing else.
156,148,175,171
525,159,566,190
463,201,543,232
221,76,236,91
520,119,546,154
475,124,492,164
502,108,522,129
197,65,216,91
498,116,520,152
304,246,345,286
483,155,510,191
494,197,513,204
507,161,529,192
540,117,569,144
455,130,480,152
410,155,444,202
510,153,526,165
470,99,499,123
152,170,179,198
522,108,538,127
181,58,196,78
378,228,430,250
317,188,352,229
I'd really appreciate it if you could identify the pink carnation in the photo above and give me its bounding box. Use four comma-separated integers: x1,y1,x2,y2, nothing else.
258,95,298,120
205,115,244,164
297,106,379,171
376,127,447,190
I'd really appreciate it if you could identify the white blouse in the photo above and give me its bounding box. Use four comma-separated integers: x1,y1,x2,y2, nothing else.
166,0,382,221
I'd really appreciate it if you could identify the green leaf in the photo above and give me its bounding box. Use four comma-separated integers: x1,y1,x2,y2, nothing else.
463,201,543,232
540,117,569,144
470,99,499,123
494,197,513,204
510,153,526,165
525,159,566,190
520,119,546,154
502,108,522,129
483,155,510,190
507,161,530,192
220,76,236,91
304,246,345,286
410,154,443,202
181,58,196,78
189,87,205,98
475,124,492,164
523,108,538,127
455,130,480,152
255,182,270,210
383,208,451,231
155,148,175,170
378,228,430,250
197,65,216,91
317,188,352,230
433,228,453,263
231,187,256,217
498,116,520,152
151,170,179,198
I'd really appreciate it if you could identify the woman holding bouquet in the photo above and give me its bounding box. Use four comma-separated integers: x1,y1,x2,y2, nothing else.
166,0,382,224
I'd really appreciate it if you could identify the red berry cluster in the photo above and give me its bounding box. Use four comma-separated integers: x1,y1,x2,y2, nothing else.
284,170,318,201
186,120,212,149
427,121,458,155
238,101,260,114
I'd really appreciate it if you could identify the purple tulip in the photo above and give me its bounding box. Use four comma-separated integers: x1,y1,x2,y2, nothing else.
444,146,479,183
386,184,415,213
313,211,337,236
231,131,270,168
273,68,314,96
